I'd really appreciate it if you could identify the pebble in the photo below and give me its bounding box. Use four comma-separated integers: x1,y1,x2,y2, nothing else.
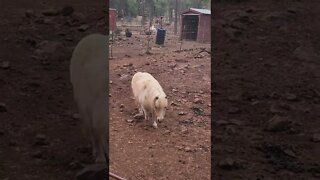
226,126,236,134
61,6,74,16
194,98,203,104
32,150,44,159
0,102,7,112
218,158,244,170
43,17,54,25
270,104,283,114
180,126,188,134
78,24,89,32
36,134,46,141
184,146,192,152
283,149,297,158
311,133,320,142
36,41,63,56
119,74,129,81
228,107,240,114
178,111,186,115
172,89,179,93
192,107,204,115
171,102,178,106
251,100,260,106
34,134,48,146
269,91,279,99
228,94,241,101
25,10,36,18
176,146,183,150
215,120,229,126
265,115,291,132
72,113,80,120
179,119,193,125
285,93,297,101
229,119,244,126
42,8,60,16
218,158,236,170
133,113,143,120
1,61,10,69
127,119,133,123
69,161,83,170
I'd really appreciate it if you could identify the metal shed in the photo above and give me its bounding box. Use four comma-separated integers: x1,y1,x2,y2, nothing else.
180,8,211,43
109,8,117,31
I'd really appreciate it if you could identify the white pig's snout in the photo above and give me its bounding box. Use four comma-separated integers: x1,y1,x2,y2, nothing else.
157,117,163,123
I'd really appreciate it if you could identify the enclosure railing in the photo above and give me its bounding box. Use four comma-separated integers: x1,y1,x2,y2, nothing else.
110,172,127,180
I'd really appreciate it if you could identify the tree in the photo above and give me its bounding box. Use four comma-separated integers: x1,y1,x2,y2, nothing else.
154,0,169,16
127,0,139,17
179,0,210,10
174,0,178,34
109,0,210,20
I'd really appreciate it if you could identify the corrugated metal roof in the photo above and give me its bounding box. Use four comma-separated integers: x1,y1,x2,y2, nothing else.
189,8,211,15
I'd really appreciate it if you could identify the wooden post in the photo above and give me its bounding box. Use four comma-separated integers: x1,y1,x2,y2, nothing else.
174,0,178,35
146,1,152,54
110,41,113,59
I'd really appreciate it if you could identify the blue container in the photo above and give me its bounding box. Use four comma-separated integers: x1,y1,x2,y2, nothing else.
156,28,166,45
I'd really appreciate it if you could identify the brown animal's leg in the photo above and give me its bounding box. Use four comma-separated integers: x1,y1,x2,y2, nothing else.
142,106,148,121
144,111,151,127
92,99,107,164
134,98,144,119
78,106,96,158
152,113,158,128
139,105,144,115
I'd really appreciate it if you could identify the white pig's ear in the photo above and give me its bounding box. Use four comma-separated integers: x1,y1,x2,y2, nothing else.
154,96,159,105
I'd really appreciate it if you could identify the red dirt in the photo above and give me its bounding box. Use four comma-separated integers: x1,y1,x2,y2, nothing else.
213,1,320,179
109,32,211,179
1,0,319,179
0,0,107,179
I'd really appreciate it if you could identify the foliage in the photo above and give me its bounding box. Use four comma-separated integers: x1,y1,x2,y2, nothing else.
127,0,139,17
109,0,210,18
154,0,169,16
180,0,210,10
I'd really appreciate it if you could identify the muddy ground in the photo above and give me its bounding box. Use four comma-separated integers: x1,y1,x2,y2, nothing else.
1,0,320,180
109,31,211,179
0,0,107,179
213,0,320,180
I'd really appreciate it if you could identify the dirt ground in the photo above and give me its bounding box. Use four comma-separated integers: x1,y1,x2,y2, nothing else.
109,31,211,179
1,0,320,180
0,0,107,179
213,0,320,180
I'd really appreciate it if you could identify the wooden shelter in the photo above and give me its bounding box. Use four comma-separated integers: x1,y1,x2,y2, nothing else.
180,8,211,43
109,8,117,31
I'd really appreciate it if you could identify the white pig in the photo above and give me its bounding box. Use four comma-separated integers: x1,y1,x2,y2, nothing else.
70,34,108,164
131,72,168,128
